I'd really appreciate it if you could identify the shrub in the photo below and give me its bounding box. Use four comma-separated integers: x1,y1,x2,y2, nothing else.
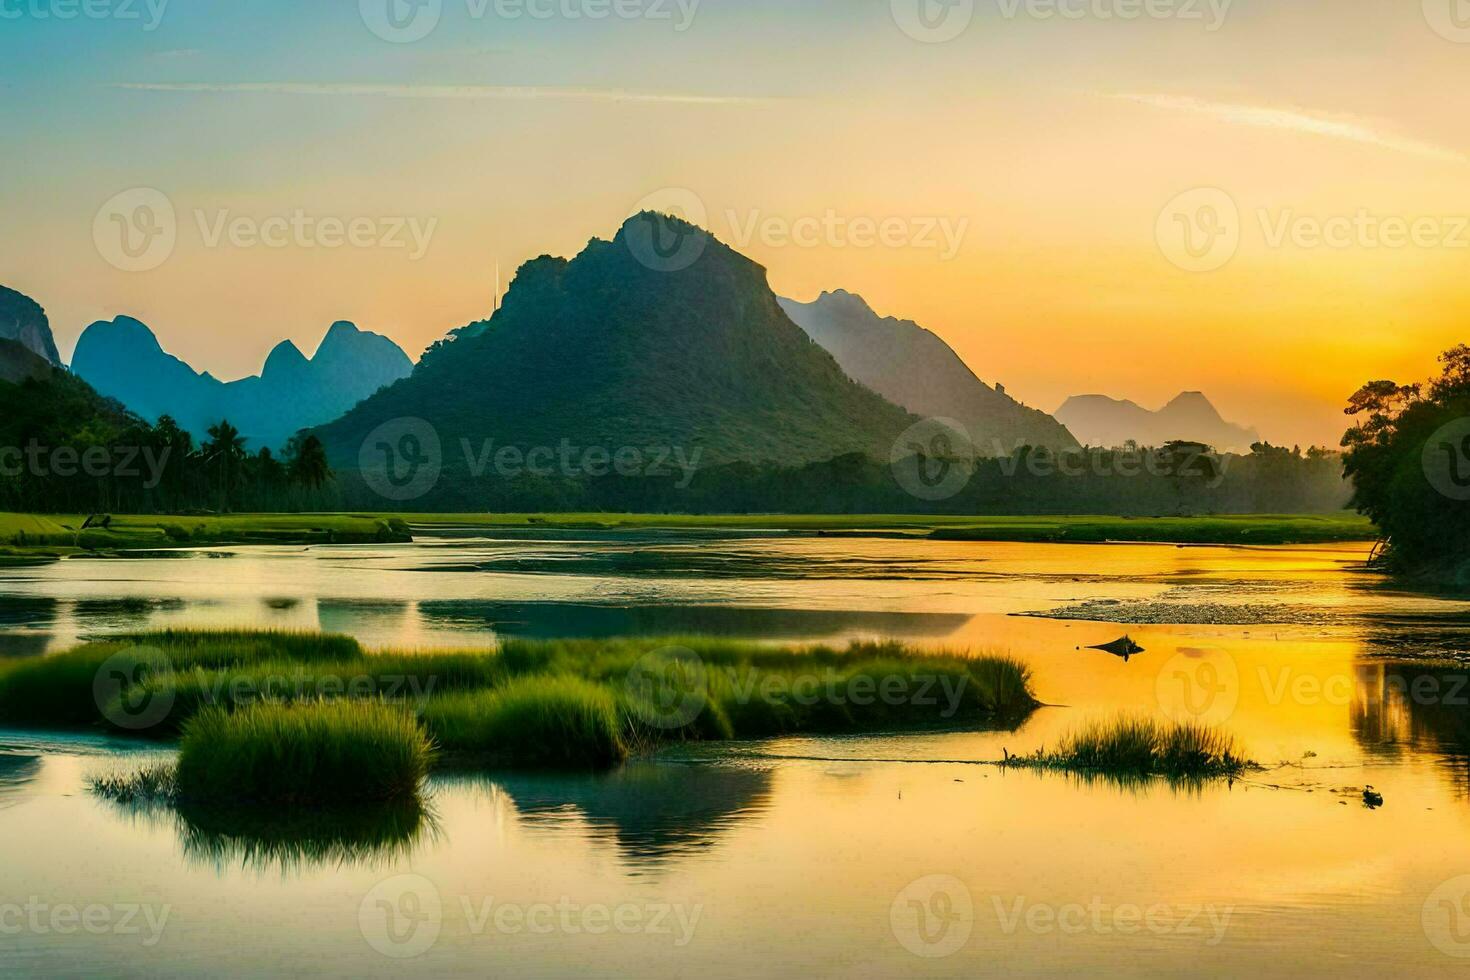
175,700,434,805
422,676,626,770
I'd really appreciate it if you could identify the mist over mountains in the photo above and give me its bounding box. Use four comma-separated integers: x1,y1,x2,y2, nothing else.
778,290,1077,453
1055,391,1262,453
70,318,413,451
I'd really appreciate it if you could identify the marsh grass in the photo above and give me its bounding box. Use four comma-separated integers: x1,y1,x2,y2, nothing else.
1016,715,1253,779
423,676,626,770
176,701,434,805
16,631,1038,777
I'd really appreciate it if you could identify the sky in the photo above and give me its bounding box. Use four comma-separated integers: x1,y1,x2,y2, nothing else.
3,0,1468,449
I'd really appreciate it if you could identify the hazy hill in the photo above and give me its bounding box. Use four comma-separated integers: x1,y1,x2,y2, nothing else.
1055,391,1261,452
778,290,1077,453
314,214,920,491
71,318,413,450
0,285,62,366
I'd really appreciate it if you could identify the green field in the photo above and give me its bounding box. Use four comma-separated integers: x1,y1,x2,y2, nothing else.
0,511,1376,554
400,512,1377,545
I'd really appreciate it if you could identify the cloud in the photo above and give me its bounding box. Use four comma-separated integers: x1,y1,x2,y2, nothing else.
1109,92,1466,163
109,81,766,106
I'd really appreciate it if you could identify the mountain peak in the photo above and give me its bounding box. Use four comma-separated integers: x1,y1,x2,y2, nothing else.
1056,390,1260,451
263,339,309,376
815,289,876,317
0,284,62,366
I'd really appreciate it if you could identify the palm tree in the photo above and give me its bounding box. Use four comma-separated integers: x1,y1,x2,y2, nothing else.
202,420,247,512
288,434,334,497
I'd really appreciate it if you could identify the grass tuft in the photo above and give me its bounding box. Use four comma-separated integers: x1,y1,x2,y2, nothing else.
175,700,434,805
1016,714,1253,779
423,676,627,770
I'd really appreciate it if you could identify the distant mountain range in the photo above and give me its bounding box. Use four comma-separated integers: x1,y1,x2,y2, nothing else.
778,290,1077,453
0,285,62,366
1054,391,1261,452
71,317,414,451
314,214,920,489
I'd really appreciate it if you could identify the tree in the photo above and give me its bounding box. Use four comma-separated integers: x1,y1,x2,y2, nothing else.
202,420,247,512
287,434,334,493
1342,345,1470,581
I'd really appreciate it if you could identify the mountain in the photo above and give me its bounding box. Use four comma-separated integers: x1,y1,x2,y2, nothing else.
0,285,62,366
314,214,920,494
71,318,414,450
1054,391,1261,452
778,290,1077,454
0,339,55,386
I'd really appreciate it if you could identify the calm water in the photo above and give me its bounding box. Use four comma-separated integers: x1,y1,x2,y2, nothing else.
4,533,1470,977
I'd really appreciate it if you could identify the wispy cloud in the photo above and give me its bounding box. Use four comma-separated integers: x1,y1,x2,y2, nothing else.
110,81,766,106
1109,92,1465,163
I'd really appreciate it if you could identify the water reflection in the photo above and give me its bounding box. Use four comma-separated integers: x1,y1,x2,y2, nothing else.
1352,663,1470,793
0,753,41,808
420,600,971,641
450,761,773,869
102,793,439,875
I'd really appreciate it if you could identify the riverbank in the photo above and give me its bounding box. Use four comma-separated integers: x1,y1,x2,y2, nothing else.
0,511,1375,557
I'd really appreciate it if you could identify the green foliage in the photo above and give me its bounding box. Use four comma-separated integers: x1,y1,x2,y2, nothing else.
1342,345,1470,581
423,676,627,770
1016,715,1252,779
175,700,434,805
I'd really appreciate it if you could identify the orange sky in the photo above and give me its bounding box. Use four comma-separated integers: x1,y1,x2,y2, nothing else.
6,1,1467,449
